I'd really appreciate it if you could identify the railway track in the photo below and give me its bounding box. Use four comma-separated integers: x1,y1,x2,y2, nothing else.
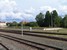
0,29,67,35
0,29,67,41
0,33,62,50
0,43,9,50
0,29,67,50
23,32,67,41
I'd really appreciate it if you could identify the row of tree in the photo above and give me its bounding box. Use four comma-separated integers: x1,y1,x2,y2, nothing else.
7,10,67,28
35,10,67,28
7,21,38,27
7,21,21,27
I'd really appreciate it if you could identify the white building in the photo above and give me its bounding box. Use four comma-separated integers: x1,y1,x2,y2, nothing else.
0,22,7,28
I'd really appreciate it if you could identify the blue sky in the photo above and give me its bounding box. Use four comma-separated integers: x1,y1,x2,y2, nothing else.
0,0,67,22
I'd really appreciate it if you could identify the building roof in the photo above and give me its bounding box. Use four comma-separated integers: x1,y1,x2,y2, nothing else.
0,21,6,23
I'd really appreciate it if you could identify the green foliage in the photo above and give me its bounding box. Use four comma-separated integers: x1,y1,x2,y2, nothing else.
35,13,44,27
12,21,18,26
6,10,67,28
6,23,12,27
62,15,67,28
7,21,19,27
51,10,59,27
44,11,51,27
35,10,64,27
54,16,62,27
18,22,22,26
25,22,38,27
7,21,38,28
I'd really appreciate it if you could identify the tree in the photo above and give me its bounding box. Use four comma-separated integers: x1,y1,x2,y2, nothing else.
25,22,38,27
35,13,44,27
18,22,22,26
44,11,51,27
55,16,62,27
6,23,12,27
51,10,59,27
12,21,18,26
6,21,18,27
62,15,67,28
35,10,62,27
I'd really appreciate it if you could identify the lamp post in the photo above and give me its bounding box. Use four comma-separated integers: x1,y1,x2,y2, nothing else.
21,21,23,36
51,12,53,27
21,17,26,36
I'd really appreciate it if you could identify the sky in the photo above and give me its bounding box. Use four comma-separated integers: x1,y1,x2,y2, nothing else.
0,0,67,22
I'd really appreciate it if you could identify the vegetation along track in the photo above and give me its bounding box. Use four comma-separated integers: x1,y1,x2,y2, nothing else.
0,33,62,50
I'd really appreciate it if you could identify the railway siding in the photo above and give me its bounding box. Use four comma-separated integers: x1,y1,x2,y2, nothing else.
0,29,67,35
0,32,67,50
0,43,9,50
0,33,61,50
0,29,67,50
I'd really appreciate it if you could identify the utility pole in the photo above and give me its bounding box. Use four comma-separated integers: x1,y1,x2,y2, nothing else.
21,17,26,36
21,21,23,36
51,12,53,27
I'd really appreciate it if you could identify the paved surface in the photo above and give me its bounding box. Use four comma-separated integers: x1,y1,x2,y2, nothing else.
0,32,67,50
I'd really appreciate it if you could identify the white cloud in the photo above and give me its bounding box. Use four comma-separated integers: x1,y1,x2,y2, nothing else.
24,7,35,14
22,7,36,22
0,0,67,22
0,0,17,12
59,5,67,13
39,5,67,15
0,0,35,22
22,13,33,17
40,6,57,13
0,0,15,17
0,0,24,22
